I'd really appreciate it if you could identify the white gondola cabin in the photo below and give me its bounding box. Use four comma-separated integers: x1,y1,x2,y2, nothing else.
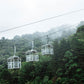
26,50,39,62
7,56,21,69
26,41,39,62
7,46,21,69
41,43,54,55
41,35,54,55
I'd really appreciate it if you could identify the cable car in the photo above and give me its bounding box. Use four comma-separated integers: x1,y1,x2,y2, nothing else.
26,41,39,62
41,35,54,55
7,46,21,69
41,43,54,55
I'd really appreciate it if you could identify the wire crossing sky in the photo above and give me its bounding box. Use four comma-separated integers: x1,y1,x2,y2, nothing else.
0,9,84,33
0,0,84,39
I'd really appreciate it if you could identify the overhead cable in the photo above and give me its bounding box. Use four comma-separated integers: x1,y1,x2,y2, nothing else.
0,9,84,33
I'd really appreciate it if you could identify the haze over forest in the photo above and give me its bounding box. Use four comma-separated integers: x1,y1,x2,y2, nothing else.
0,0,84,84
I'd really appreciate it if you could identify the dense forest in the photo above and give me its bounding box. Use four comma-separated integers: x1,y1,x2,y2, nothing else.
0,23,84,84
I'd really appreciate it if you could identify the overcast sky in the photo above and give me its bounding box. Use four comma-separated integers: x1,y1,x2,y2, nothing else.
0,0,84,39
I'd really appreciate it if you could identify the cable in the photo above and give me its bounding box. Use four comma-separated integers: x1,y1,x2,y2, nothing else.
0,9,84,33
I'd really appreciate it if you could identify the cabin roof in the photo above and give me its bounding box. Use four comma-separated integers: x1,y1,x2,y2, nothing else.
42,44,53,48
7,55,20,60
26,49,37,54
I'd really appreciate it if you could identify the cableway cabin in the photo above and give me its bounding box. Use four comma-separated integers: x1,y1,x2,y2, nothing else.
26,49,39,62
26,41,39,62
7,55,21,69
41,43,54,55
7,46,21,69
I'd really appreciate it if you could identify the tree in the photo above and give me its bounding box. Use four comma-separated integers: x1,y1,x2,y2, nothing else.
0,69,12,84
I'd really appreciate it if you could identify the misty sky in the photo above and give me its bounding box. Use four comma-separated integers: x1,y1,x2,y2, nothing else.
0,0,84,39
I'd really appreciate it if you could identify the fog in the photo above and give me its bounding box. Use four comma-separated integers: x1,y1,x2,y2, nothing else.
0,0,84,39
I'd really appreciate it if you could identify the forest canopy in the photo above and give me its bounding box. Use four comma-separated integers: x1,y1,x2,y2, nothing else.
0,24,84,84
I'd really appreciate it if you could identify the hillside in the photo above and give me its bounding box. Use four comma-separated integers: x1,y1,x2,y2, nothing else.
0,22,84,84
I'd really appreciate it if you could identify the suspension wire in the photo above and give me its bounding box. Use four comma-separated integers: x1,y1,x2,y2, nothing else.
47,35,49,44
0,9,84,33
14,45,16,56
32,41,34,50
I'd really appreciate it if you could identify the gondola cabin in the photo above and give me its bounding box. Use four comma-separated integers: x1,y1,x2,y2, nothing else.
26,49,39,62
7,56,21,69
41,44,54,55
7,46,21,69
26,41,39,62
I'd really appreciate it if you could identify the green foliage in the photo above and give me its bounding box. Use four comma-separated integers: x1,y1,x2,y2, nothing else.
0,79,10,84
77,25,84,33
43,76,49,83
0,25,84,84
